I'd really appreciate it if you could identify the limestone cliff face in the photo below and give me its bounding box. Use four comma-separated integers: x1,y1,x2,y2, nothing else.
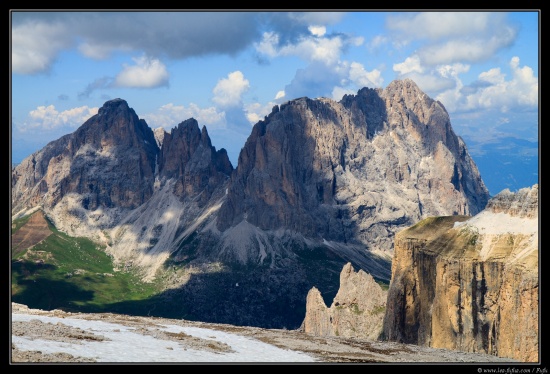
11,80,491,330
12,99,159,214
216,79,489,269
302,263,387,340
11,99,233,281
382,185,538,362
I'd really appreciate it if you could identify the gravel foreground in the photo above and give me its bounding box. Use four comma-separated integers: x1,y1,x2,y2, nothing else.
11,302,516,364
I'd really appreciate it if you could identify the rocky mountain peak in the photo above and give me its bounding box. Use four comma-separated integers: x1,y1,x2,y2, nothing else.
11,98,159,215
200,125,212,147
158,118,233,203
385,77,422,93
216,80,489,265
485,184,538,218
97,98,129,115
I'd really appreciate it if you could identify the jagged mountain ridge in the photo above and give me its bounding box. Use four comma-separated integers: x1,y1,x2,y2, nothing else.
12,100,233,281
212,79,488,267
11,79,490,328
12,98,160,212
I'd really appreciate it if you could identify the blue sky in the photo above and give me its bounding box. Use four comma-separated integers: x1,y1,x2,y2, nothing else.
10,11,539,195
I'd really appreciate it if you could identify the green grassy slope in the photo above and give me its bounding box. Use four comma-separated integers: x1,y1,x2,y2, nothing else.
11,212,161,314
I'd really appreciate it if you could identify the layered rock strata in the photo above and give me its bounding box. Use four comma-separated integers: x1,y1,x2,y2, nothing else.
12,79,491,329
216,79,489,270
382,185,539,362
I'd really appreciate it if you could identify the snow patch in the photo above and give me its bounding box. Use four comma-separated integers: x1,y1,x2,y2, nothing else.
12,313,315,362
453,210,538,262
453,210,537,235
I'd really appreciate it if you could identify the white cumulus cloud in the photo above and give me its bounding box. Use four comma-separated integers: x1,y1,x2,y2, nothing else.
509,56,538,106
393,55,424,75
462,57,538,111
19,105,98,131
142,103,226,130
12,21,72,74
478,68,506,85
212,71,250,108
254,32,280,57
114,56,169,88
254,31,362,66
308,25,326,37
435,57,538,113
349,62,384,88
437,63,470,78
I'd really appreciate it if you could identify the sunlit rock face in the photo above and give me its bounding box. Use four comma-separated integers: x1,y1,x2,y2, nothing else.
157,118,233,206
216,79,489,266
302,262,387,340
12,99,159,213
382,185,538,362
11,79,491,329
11,99,233,281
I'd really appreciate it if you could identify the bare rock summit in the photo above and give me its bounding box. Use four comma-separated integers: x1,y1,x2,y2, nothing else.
12,80,491,330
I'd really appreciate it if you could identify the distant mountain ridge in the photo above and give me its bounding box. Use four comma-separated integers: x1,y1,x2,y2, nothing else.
11,79,490,329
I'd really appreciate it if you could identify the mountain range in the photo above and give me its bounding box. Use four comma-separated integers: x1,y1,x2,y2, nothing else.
11,78,490,329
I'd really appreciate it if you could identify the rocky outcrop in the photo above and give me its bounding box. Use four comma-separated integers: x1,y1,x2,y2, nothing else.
382,185,538,362
11,79,491,330
302,263,387,340
158,119,233,206
153,127,166,148
11,99,233,282
11,209,52,255
12,99,159,214
485,186,538,218
216,79,488,269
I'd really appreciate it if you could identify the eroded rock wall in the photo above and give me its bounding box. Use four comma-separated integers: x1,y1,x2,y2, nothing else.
382,185,539,362
302,263,387,340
